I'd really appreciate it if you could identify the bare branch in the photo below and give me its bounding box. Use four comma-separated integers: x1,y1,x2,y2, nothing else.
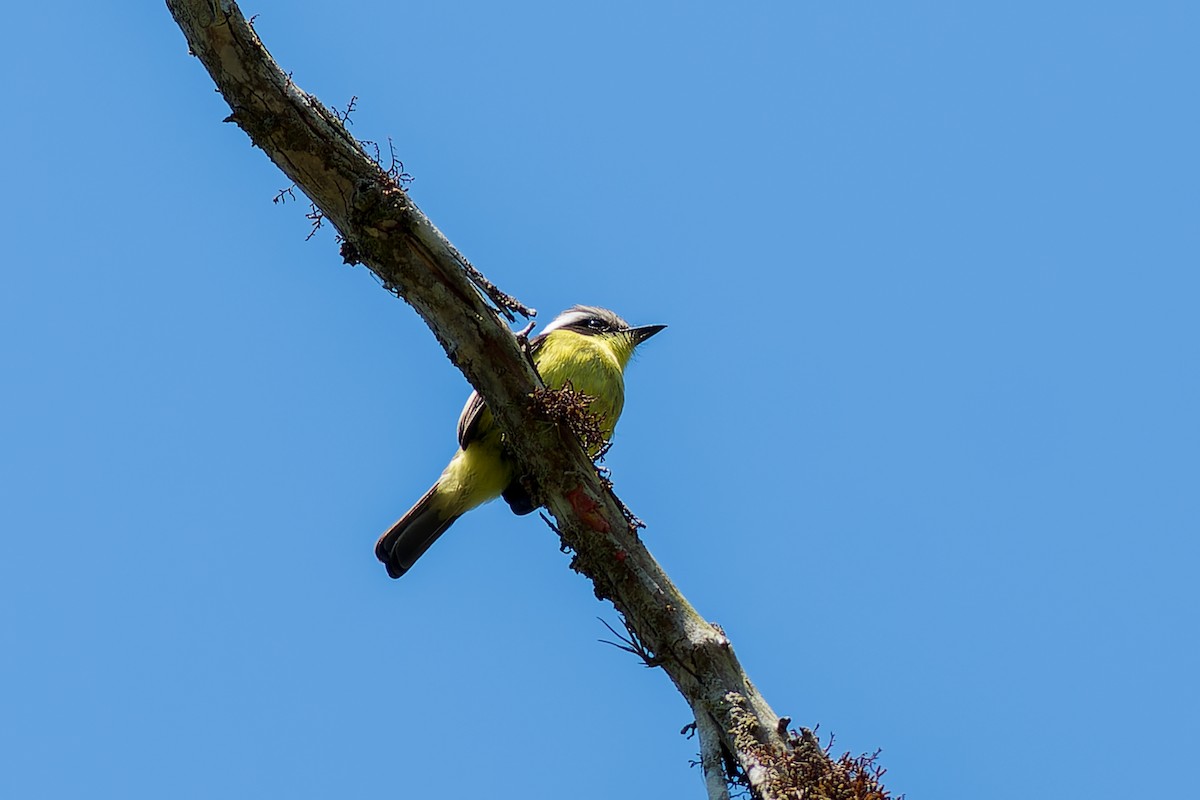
164,3,895,798
692,709,733,800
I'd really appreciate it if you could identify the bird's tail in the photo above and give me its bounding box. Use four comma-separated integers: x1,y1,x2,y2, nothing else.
374,483,461,579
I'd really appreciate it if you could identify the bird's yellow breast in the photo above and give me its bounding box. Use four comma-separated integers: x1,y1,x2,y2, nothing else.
533,330,628,439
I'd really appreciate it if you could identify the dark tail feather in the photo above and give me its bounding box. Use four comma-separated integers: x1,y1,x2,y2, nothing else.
375,484,461,579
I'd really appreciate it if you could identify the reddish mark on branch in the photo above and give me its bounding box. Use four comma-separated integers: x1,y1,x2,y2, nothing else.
566,486,610,532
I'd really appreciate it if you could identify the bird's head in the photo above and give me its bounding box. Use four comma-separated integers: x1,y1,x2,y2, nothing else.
541,305,666,367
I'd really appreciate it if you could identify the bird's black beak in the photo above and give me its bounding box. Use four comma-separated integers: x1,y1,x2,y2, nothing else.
628,323,666,344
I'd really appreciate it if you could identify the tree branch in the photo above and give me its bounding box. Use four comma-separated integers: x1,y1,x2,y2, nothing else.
690,711,733,800
164,3,892,798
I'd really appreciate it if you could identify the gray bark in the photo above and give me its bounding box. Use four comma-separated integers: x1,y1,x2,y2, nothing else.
164,3,889,798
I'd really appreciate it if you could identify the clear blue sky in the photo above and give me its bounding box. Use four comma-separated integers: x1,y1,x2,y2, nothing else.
2,2,1196,798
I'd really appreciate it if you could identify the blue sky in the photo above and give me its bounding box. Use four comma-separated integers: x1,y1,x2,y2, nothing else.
2,2,1197,798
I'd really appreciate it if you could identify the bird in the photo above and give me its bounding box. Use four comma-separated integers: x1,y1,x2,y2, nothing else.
375,305,665,578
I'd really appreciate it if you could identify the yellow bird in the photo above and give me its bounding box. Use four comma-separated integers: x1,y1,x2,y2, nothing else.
375,305,665,578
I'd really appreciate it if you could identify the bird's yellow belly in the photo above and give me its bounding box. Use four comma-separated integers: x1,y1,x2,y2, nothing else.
535,336,627,439
436,334,627,516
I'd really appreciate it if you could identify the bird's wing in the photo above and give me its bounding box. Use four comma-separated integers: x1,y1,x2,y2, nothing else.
455,391,487,448
456,330,549,448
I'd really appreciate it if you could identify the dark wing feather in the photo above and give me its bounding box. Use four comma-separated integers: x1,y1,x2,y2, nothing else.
456,331,550,448
455,391,486,448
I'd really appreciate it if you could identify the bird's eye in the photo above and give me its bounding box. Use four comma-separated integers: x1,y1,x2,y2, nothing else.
586,318,607,331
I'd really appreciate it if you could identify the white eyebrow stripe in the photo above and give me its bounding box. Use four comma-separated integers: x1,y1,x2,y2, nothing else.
540,310,593,334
